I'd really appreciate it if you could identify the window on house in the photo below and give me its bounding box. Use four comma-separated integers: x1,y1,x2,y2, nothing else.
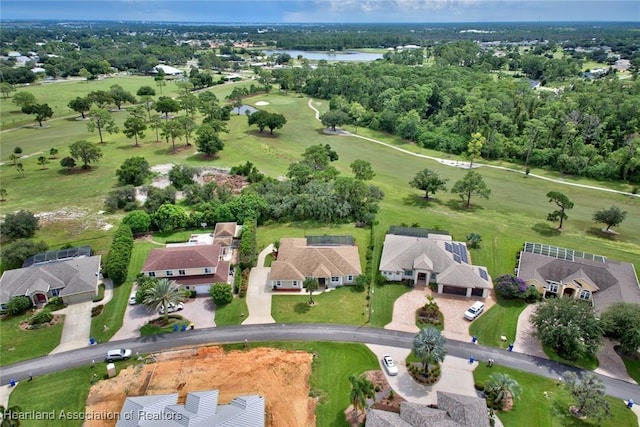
178,269,186,276
404,270,413,276
546,281,559,293
148,272,156,277
579,290,591,300
166,270,173,276
292,281,298,286
347,275,353,281
50,289,60,296
204,268,212,274
276,281,281,287
331,276,340,282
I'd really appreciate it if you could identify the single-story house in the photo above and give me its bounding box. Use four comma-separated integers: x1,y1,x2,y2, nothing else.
141,245,229,295
517,242,640,313
116,389,264,427
379,227,492,298
366,391,490,427
0,255,101,308
269,236,362,290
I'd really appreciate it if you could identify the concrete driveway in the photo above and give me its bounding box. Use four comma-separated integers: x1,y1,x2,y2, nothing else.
385,288,497,343
111,296,215,341
243,244,276,325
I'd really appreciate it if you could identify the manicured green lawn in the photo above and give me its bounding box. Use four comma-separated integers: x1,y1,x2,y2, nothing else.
214,296,249,326
0,312,64,366
272,287,368,325
622,357,640,384
8,360,139,427
543,345,599,371
469,298,527,348
90,241,160,343
369,283,412,327
474,364,636,427
225,341,379,427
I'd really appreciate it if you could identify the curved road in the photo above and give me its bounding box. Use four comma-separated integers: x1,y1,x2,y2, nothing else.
2,324,639,402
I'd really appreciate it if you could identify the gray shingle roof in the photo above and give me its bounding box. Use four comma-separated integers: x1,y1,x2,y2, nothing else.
0,256,101,304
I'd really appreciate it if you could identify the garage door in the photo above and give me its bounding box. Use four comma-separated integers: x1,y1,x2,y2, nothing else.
471,288,484,297
441,285,468,296
195,284,211,295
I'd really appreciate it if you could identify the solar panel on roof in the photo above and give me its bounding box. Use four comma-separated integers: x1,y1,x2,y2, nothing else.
479,268,488,280
453,254,461,263
445,242,453,252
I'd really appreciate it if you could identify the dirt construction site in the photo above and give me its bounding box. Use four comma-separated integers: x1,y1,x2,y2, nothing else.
85,346,316,427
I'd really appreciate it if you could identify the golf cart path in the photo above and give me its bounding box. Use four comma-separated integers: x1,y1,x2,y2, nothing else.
306,99,636,197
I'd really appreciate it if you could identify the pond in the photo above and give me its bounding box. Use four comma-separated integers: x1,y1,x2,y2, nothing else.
263,49,383,61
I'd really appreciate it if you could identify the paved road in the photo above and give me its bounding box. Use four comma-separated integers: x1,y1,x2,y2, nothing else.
2,324,638,402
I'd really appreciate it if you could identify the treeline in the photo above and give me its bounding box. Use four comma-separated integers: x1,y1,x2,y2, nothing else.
291,61,640,183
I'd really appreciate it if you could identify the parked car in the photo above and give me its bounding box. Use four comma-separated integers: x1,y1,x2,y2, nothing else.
464,301,485,321
105,348,132,362
158,302,184,315
381,354,399,376
128,293,137,305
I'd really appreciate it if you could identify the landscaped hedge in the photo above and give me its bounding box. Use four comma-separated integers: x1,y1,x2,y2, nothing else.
495,274,542,302
29,309,52,325
5,295,32,316
105,224,134,286
238,221,257,270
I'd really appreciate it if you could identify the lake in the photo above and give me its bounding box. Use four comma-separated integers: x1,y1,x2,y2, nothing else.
263,50,383,61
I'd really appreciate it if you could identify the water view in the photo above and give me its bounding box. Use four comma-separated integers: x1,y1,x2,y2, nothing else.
263,50,384,61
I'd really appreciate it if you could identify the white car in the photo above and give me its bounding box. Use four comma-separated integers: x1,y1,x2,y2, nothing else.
158,302,184,315
464,302,485,321
128,293,137,305
105,348,132,362
381,354,399,376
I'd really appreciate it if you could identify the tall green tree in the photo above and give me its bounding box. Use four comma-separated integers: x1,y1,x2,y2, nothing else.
546,191,574,229
303,277,319,305
410,169,448,198
0,239,48,270
154,96,181,120
348,374,374,422
600,303,640,354
21,103,53,127
350,160,375,181
0,82,16,99
563,371,611,422
349,102,367,134
136,85,156,119
531,297,602,361
109,84,136,110
123,115,147,147
412,327,447,376
467,132,485,167
116,157,151,186
451,170,491,207
593,205,627,232
68,96,92,119
0,210,39,239
265,112,287,135
143,278,188,324
69,140,103,169
37,156,49,169
161,119,184,151
12,91,36,108
320,110,350,131
87,107,119,143
195,123,224,157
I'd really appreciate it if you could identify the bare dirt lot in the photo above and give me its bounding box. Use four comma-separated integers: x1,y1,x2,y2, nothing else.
85,346,316,427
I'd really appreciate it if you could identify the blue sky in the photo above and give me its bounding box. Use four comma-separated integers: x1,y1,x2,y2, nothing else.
1,1,638,23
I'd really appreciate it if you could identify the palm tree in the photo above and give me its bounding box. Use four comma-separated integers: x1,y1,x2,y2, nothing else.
412,327,447,376
304,277,319,305
143,278,187,324
484,373,522,410
0,404,23,426
348,374,374,421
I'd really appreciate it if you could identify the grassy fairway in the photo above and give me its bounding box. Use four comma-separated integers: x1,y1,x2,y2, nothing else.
369,283,412,327
474,364,637,427
272,287,368,325
469,298,527,348
0,312,64,366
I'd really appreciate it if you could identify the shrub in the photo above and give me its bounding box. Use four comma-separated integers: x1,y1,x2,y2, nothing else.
122,210,152,234
44,297,65,311
238,221,257,269
353,275,368,292
6,296,32,316
233,267,243,294
209,283,233,305
91,305,104,317
495,274,528,299
29,309,52,325
105,225,134,286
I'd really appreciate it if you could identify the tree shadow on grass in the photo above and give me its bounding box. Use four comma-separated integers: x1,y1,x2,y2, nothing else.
532,223,561,237
115,144,144,150
246,129,279,138
56,167,96,176
445,199,484,212
585,227,619,241
294,302,310,314
402,193,443,208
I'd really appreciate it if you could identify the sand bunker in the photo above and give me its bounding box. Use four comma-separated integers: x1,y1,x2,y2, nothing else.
85,346,316,427
255,101,270,106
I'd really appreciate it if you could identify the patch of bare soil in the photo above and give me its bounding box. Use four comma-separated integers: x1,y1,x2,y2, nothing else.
85,346,316,427
199,169,249,194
